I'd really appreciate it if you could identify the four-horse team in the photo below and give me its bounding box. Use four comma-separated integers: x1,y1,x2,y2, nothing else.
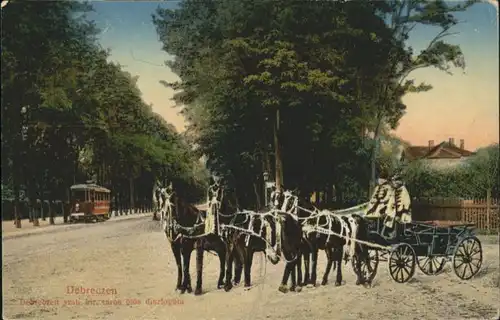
152,174,482,296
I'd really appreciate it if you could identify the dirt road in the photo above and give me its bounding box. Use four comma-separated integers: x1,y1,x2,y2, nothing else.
2,218,499,320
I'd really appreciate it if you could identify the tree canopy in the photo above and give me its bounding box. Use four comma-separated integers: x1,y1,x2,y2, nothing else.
153,0,478,208
1,1,207,226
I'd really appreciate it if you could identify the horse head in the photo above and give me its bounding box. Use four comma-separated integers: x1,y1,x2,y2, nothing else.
281,190,298,214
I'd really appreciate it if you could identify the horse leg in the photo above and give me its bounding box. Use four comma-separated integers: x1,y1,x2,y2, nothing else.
243,247,254,288
322,247,334,286
296,249,303,288
278,262,292,293
355,244,367,286
290,258,300,292
303,248,311,286
194,240,204,295
170,241,183,291
233,252,243,285
181,241,193,294
334,246,344,286
309,244,319,287
224,243,235,292
217,240,226,290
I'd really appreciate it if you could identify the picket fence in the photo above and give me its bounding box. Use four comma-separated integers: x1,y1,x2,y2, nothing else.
412,197,500,231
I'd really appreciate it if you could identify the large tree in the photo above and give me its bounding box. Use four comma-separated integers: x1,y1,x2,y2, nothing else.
1,0,206,226
365,0,477,193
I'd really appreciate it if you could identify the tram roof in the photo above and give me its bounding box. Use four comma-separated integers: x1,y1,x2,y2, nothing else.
70,183,111,193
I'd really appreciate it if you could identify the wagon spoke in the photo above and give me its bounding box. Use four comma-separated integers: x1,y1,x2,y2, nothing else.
421,258,430,271
456,247,466,257
467,263,474,277
464,241,472,255
470,248,481,255
401,266,410,281
402,246,408,256
460,263,468,279
397,268,404,282
469,240,477,253
429,259,435,273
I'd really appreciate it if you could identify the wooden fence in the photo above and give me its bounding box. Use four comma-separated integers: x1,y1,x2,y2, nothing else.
412,197,500,231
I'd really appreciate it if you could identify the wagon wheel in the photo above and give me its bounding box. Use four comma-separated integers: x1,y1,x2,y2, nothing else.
452,236,482,280
417,256,446,275
388,243,416,283
352,249,379,285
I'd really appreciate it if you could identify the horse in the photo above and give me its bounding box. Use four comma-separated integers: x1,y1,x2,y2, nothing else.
282,190,372,288
222,190,283,292
162,183,200,294
274,189,304,293
221,186,302,293
191,178,243,295
161,179,227,295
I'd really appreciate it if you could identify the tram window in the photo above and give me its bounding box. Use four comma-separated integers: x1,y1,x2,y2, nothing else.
72,191,86,202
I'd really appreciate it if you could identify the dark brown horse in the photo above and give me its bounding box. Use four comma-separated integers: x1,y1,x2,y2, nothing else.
165,189,200,294
193,181,245,295
224,189,303,293
164,183,228,295
283,191,372,288
223,210,279,291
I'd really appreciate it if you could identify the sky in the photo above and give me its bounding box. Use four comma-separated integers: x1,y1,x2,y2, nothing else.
89,0,498,151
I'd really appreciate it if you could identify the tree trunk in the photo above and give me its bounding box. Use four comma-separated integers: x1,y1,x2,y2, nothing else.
129,177,134,214
370,115,383,196
13,152,22,228
32,198,39,226
324,185,329,207
41,196,46,221
49,200,55,225
63,188,70,223
274,108,283,192
253,182,261,210
337,186,344,207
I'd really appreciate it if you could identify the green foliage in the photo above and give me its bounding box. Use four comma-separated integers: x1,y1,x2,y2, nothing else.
152,0,477,207
402,144,500,200
1,0,206,206
463,144,500,197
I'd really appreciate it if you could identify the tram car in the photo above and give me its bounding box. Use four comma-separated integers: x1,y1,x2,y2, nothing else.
69,182,111,223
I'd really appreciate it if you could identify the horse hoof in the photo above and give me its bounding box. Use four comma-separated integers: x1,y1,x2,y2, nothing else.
217,282,224,289
355,279,361,286
180,288,186,294
278,285,289,294
335,281,342,287
296,286,302,293
233,281,240,286
321,279,328,286
194,288,202,296
290,286,296,292
186,286,193,294
224,283,233,292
